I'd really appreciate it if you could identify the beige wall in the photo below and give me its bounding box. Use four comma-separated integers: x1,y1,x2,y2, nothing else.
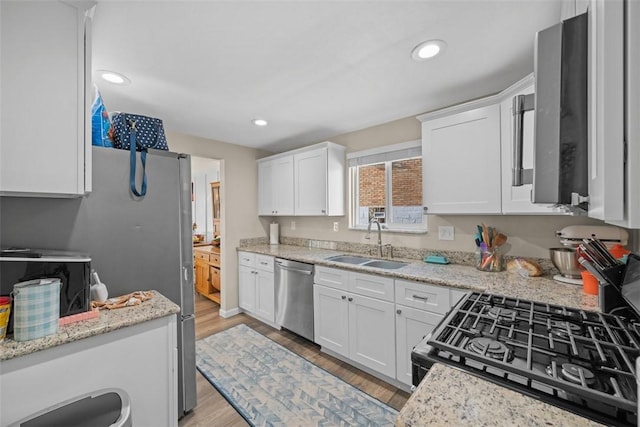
275,116,607,259
166,130,270,313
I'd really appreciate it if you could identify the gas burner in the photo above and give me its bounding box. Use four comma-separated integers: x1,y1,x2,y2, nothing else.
545,363,597,387
467,337,511,360
487,306,516,321
549,320,582,338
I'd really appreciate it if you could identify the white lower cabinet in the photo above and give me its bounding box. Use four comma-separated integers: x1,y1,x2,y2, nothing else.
313,266,396,378
394,280,468,387
1,316,177,427
238,252,275,323
314,284,396,378
395,305,444,387
313,284,350,356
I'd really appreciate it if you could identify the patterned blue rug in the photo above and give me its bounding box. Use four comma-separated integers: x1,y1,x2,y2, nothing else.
196,324,398,426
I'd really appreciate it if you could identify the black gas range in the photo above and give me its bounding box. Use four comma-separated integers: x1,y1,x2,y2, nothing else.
412,288,640,426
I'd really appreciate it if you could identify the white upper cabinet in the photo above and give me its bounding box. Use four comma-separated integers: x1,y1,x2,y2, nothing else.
0,1,93,197
258,141,345,216
419,73,573,216
586,0,626,225
258,155,294,216
420,101,502,214
294,148,328,215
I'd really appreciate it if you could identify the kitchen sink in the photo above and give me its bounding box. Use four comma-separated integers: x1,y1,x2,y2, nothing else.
325,255,372,264
361,260,408,269
325,255,408,270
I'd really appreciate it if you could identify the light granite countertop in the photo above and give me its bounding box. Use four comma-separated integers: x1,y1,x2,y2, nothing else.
396,364,604,427
0,290,180,361
238,244,598,310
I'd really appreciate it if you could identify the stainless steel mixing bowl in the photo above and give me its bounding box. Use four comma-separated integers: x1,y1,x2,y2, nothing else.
549,247,583,278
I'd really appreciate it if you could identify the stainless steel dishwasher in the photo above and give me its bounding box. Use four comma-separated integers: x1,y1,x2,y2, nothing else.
274,258,314,341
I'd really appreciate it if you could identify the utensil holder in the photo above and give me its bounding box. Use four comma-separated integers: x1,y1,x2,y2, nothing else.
476,247,503,272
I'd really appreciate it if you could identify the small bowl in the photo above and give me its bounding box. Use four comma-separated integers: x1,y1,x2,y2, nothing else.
549,247,583,278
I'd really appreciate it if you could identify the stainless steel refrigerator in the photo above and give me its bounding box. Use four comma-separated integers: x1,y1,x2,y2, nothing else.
88,146,196,416
0,146,197,417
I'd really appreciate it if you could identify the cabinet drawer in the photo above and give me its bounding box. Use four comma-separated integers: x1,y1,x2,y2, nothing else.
209,253,221,266
314,266,349,291
349,272,394,302
395,280,450,314
195,252,209,261
238,251,255,267
255,254,274,272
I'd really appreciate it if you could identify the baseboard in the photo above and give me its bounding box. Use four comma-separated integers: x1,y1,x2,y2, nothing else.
219,306,241,318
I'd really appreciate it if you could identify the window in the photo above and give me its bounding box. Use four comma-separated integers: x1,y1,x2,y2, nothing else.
348,140,426,232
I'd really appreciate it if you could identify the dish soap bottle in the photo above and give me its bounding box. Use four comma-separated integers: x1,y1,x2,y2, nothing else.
90,269,108,302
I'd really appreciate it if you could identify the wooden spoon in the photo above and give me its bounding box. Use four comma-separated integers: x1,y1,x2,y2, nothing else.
494,233,508,247
481,223,490,248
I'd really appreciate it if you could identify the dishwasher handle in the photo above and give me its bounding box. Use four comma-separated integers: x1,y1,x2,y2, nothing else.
275,261,313,275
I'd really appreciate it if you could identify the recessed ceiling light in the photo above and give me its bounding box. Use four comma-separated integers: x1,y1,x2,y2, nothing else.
97,70,131,85
252,118,268,126
411,40,447,61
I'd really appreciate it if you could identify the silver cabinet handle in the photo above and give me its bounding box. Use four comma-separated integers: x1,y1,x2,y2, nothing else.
341,295,346,300
412,294,429,301
348,297,353,302
512,93,534,186
397,309,402,315
260,261,269,266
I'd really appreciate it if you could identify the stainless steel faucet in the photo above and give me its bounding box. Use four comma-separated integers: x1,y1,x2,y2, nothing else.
366,218,384,258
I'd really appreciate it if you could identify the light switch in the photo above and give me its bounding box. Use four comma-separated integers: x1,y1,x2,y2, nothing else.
333,222,339,232
291,221,296,230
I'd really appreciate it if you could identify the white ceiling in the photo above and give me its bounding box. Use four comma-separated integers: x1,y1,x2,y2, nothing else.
92,0,562,153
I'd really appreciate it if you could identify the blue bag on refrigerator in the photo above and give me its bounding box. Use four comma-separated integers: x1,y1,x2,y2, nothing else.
111,112,169,197
91,86,114,148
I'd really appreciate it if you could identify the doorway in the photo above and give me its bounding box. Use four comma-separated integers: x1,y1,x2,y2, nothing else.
191,156,220,243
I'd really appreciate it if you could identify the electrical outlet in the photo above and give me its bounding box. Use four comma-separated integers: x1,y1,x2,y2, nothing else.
291,221,296,231
333,222,339,232
438,226,454,241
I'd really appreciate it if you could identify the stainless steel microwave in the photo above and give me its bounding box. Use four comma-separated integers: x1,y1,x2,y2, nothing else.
0,249,91,329
512,12,588,212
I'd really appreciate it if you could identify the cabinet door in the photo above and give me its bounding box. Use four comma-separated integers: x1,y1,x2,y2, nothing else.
0,1,90,196
238,265,256,313
258,160,275,215
348,294,395,378
255,270,275,323
258,156,294,216
587,0,625,224
395,305,444,386
313,284,349,357
294,148,327,215
422,104,501,214
194,259,210,296
208,266,221,304
500,83,563,214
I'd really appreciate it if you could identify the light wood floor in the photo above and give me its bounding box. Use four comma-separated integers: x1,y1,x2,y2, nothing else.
178,294,410,427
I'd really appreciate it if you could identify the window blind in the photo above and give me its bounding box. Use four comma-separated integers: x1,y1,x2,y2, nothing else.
347,141,421,167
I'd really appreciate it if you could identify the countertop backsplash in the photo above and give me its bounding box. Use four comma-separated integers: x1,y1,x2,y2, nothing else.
239,236,558,275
